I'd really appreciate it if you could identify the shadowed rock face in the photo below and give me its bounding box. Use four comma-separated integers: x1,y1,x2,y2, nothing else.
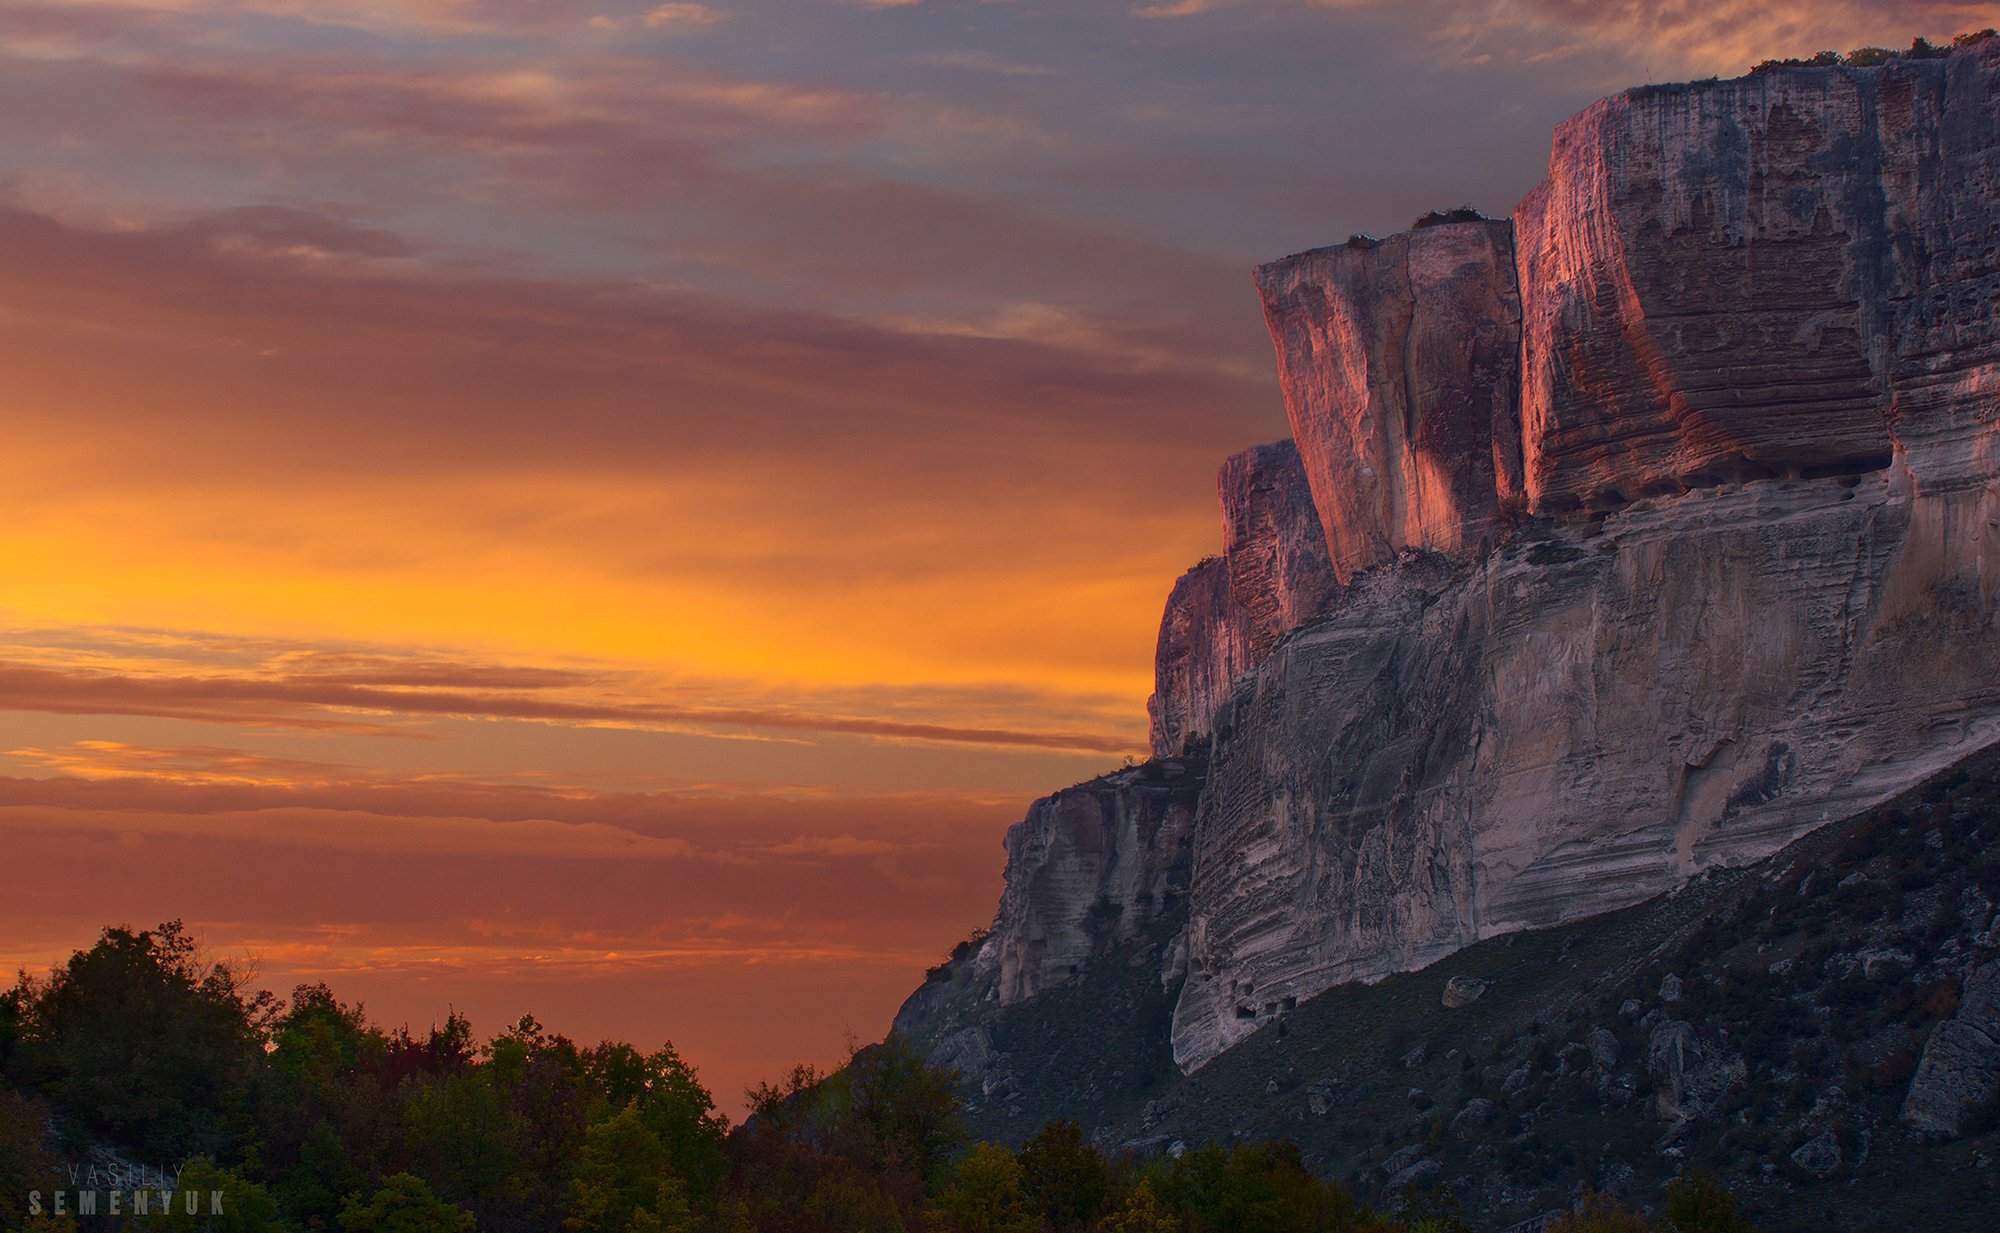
890,760,1204,1063
985,762,1205,1006
1256,222,1523,583
1172,469,2000,1069
1145,558,1251,758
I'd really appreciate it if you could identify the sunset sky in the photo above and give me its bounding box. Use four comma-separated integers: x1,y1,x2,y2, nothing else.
0,0,1987,1112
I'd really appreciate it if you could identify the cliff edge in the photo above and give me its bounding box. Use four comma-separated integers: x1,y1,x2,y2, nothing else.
899,35,2000,1094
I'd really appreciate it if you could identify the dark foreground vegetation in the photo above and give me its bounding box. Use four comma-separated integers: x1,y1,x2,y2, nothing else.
0,923,1760,1233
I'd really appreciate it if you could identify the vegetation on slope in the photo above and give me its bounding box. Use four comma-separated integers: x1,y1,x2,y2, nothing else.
0,916,1770,1232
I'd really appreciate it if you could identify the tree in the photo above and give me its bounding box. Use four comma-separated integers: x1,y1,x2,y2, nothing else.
1663,1173,1754,1233
925,1143,1037,1233
1152,1143,1368,1233
401,1068,522,1216
10,922,268,1160
128,1156,288,1233
338,1173,478,1233
565,1102,695,1233
833,1036,966,1189
582,1042,727,1202
1101,1179,1182,1233
1016,1120,1111,1229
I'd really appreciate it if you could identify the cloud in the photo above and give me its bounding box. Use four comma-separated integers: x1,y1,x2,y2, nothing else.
0,657,1141,752
1463,1,1995,69
642,2,723,27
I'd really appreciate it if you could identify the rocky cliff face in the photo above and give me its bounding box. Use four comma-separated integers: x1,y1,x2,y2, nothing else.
983,761,1204,1006
1173,40,2000,1071
1147,440,1334,756
904,37,2000,1094
891,761,1203,1125
1516,57,2000,512
1256,222,1523,582
1172,465,2000,1068
1144,560,1249,759
1218,440,1340,659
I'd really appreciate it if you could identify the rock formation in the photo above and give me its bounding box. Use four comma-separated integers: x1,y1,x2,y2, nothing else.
902,36,2000,1091
1173,40,2000,1070
1147,439,1333,756
1256,222,1522,582
1902,959,2000,1138
982,761,1204,1006
1218,440,1338,661
1144,559,1249,759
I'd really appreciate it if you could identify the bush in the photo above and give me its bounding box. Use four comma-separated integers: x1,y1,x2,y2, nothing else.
1412,206,1489,230
1663,1172,1755,1232
338,1173,478,1233
1548,1192,1656,1232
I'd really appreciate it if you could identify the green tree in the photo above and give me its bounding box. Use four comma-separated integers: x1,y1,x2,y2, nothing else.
402,1068,522,1215
9,922,268,1160
582,1042,727,1202
127,1156,288,1233
1663,1173,1755,1233
565,1102,695,1233
833,1036,966,1190
1016,1120,1111,1229
1153,1143,1367,1233
925,1143,1037,1233
338,1173,477,1233
1100,1179,1182,1233
1394,1184,1472,1233
257,984,388,1225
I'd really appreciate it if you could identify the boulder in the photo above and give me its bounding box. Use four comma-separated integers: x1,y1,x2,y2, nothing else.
1901,960,2000,1139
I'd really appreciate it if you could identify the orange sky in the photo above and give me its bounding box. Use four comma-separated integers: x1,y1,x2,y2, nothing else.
0,0,1987,1113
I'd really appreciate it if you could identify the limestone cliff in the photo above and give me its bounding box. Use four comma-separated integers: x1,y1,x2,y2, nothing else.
1218,440,1339,660
1174,38,2000,1070
1144,559,1249,758
1255,222,1523,582
1147,440,1333,756
891,761,1203,1125
904,36,2000,1092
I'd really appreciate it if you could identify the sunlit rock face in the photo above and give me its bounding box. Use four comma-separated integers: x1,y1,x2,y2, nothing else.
1147,440,1337,757
1514,54,2000,511
1255,221,1523,583
1172,41,2000,1071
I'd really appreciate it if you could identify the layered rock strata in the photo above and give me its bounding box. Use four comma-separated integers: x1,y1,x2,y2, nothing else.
906,38,2000,1089
891,761,1205,1116
1147,439,1334,756
1171,467,2000,1067
898,759,1205,1023
1255,222,1523,582
1172,40,2000,1070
